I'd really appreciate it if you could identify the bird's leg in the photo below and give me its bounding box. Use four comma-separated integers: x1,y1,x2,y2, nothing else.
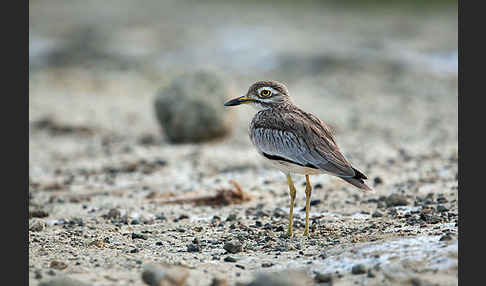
286,174,297,236
304,175,312,236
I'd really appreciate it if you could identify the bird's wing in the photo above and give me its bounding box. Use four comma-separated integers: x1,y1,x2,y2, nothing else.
250,126,355,177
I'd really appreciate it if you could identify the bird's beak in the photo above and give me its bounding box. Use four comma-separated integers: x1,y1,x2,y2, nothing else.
224,95,253,106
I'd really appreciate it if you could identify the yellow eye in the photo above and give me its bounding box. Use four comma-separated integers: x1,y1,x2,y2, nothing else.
260,89,271,97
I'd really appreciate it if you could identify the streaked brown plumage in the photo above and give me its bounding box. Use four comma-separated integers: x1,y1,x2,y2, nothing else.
224,80,371,236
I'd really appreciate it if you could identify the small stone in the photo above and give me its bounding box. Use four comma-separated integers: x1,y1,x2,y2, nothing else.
226,214,238,222
409,278,423,286
141,263,189,286
351,264,366,275
437,205,449,212
35,270,42,279
437,196,448,204
104,208,121,220
373,177,383,186
187,243,200,252
131,233,148,240
310,200,322,206
29,210,49,219
261,262,274,268
224,256,237,263
50,261,68,270
210,278,229,286
223,240,242,254
314,272,332,283
385,194,408,207
440,234,453,241
367,269,376,278
372,211,383,218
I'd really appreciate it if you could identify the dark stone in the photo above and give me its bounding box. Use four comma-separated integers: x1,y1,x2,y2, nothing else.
131,233,148,240
314,272,332,283
224,240,243,254
224,256,237,263
372,211,383,218
187,243,201,252
351,264,366,275
437,205,449,212
385,194,408,207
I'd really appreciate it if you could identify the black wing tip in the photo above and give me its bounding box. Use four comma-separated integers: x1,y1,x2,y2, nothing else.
352,168,368,180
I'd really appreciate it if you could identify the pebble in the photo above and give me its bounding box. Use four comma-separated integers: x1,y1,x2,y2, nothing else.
437,205,449,212
351,264,366,275
141,263,189,286
224,256,237,263
30,210,49,218
132,233,148,240
310,200,322,206
367,269,376,278
104,208,121,220
210,278,229,286
50,261,68,270
385,194,409,207
223,240,242,254
314,272,332,283
372,211,383,218
440,234,454,241
226,214,238,222
373,176,384,186
187,243,200,252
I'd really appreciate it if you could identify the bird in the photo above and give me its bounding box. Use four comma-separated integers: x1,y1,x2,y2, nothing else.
224,80,371,236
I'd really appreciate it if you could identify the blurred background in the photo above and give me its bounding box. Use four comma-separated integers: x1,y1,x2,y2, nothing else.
29,0,458,190
29,1,458,285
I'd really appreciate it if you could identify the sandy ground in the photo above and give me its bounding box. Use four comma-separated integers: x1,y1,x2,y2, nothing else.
29,1,457,285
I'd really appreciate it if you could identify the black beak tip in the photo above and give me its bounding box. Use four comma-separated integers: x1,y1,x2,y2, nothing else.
224,98,241,107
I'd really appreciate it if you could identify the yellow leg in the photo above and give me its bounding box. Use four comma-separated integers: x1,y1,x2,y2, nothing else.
286,174,297,236
304,175,312,236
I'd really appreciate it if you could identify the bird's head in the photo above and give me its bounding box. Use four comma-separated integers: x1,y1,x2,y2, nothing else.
224,80,290,110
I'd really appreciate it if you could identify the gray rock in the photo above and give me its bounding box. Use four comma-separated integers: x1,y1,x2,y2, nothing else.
141,263,189,286
186,243,200,252
385,194,408,207
154,71,235,143
223,240,242,254
314,272,332,283
245,270,313,286
39,277,90,286
351,264,367,275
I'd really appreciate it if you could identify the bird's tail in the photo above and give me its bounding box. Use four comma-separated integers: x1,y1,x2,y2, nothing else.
339,167,372,191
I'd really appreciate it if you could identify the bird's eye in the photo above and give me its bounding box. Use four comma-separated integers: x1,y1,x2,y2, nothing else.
260,89,272,97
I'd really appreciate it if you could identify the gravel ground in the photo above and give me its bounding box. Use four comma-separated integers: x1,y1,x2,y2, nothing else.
29,1,457,285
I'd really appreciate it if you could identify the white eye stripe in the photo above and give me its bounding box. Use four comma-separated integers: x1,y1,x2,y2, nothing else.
257,87,279,95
